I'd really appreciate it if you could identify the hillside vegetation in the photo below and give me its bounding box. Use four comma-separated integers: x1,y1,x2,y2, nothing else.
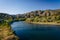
16,9,60,23
0,20,19,40
0,9,60,23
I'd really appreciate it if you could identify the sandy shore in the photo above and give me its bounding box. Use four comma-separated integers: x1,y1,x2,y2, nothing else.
29,22,60,25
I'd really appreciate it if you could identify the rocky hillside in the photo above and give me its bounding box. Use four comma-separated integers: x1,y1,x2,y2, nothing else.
0,9,60,19
15,9,60,18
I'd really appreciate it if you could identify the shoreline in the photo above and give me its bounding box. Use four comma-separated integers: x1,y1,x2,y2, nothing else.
28,22,60,25
10,21,60,25
0,20,19,40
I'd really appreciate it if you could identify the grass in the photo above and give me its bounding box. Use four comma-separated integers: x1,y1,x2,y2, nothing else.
0,21,19,40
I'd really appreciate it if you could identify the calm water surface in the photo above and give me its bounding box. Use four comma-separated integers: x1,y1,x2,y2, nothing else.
11,21,60,40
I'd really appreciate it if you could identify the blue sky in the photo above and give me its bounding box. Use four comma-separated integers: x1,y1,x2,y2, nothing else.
0,0,60,15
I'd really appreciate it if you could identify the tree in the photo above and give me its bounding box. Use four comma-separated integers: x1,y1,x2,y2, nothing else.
55,16,60,20
34,16,39,22
25,18,33,22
